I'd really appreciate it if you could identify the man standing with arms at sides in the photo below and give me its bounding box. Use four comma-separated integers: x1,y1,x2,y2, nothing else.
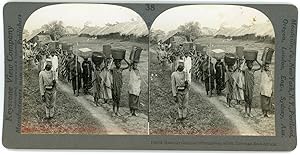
39,59,57,119
260,63,273,117
183,50,192,83
171,60,190,121
50,50,59,80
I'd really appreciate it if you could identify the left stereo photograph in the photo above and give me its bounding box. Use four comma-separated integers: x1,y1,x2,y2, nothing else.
21,4,149,135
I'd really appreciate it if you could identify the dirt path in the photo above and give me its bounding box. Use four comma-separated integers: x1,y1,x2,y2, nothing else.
57,81,148,135
58,81,127,135
191,82,259,136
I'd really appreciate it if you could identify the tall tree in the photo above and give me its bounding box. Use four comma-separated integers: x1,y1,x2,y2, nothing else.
41,20,66,40
177,22,202,42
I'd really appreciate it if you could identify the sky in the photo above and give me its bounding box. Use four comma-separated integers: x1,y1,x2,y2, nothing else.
151,5,272,32
24,4,272,34
24,4,144,33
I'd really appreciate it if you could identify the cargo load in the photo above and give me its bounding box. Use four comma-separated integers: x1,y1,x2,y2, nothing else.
129,46,143,63
243,50,258,61
111,48,126,60
224,53,236,66
208,49,225,60
261,47,274,64
77,48,93,59
103,44,112,58
92,52,105,66
235,46,244,59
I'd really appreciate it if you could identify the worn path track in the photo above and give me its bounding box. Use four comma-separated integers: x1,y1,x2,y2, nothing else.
58,81,127,135
191,82,259,136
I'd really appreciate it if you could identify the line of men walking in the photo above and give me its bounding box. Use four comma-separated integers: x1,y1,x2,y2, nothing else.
158,41,275,120
90,46,143,116
35,42,144,119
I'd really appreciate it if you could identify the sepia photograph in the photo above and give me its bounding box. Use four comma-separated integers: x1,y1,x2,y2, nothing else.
2,1,298,150
149,5,275,136
21,4,149,135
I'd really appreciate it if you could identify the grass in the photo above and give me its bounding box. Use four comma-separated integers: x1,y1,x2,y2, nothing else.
21,66,106,134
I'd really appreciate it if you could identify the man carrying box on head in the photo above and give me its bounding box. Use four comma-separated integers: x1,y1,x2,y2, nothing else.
224,53,236,107
128,46,142,116
260,47,274,118
101,56,113,104
242,50,262,117
232,46,245,105
128,62,141,116
92,52,105,106
101,45,113,104
171,59,190,121
111,48,130,116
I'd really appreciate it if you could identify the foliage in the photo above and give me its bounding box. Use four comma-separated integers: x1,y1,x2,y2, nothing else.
177,22,202,42
41,20,66,40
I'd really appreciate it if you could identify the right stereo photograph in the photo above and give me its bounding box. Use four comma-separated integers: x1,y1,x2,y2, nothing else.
149,5,275,136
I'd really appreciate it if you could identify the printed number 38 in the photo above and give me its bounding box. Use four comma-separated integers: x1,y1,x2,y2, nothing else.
146,4,155,11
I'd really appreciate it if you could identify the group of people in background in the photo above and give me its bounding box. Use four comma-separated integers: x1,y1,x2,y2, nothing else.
157,40,274,120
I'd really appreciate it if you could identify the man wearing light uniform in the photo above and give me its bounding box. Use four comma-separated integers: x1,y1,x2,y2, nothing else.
183,51,192,83
39,59,57,119
43,50,59,80
171,60,190,120
50,50,59,80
